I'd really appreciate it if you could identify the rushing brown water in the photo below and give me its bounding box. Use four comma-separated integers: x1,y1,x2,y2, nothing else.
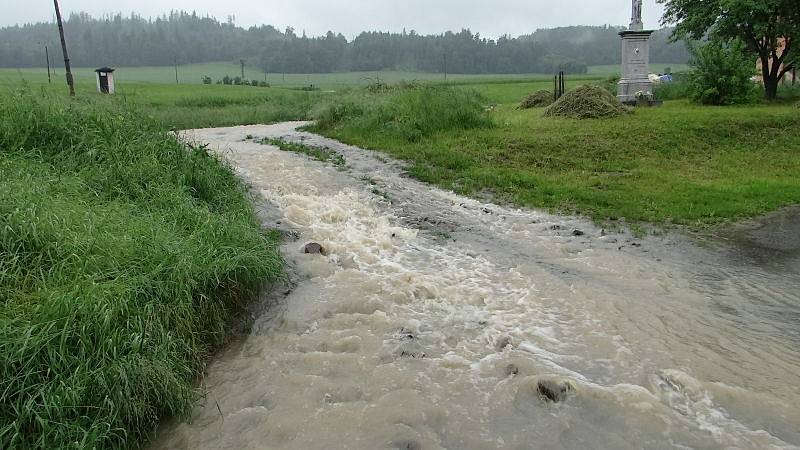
154,123,800,450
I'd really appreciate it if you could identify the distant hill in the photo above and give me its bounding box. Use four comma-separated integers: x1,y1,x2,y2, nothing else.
0,12,689,74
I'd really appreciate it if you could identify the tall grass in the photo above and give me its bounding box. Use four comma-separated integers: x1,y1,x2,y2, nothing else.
313,84,492,142
0,90,282,448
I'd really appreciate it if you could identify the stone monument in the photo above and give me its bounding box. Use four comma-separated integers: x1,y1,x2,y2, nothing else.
618,0,654,104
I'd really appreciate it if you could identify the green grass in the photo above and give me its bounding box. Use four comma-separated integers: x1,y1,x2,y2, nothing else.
1,63,592,88
314,84,493,143
0,76,323,130
3,68,798,228
0,90,283,448
313,92,800,226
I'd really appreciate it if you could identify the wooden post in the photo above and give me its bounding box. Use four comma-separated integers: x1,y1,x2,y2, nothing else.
174,56,179,84
45,45,51,84
554,76,558,101
240,59,246,79
53,0,74,96
443,52,447,81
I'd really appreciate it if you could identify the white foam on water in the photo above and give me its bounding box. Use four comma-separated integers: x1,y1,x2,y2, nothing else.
153,124,800,450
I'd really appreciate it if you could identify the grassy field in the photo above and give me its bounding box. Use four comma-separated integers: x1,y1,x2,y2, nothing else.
311,85,800,226
0,91,282,448
0,74,326,130
3,68,798,227
2,62,601,88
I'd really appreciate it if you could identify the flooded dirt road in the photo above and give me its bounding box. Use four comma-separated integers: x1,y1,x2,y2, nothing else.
154,122,800,449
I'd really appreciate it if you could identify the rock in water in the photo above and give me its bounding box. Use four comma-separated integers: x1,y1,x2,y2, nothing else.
303,242,326,255
495,335,513,351
537,379,573,403
506,364,520,376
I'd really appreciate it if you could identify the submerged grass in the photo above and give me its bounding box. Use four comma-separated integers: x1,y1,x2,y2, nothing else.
258,137,346,167
0,90,282,448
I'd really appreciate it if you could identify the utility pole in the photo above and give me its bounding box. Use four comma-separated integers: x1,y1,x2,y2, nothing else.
45,45,51,84
443,52,448,81
240,59,246,79
53,0,74,96
174,56,179,84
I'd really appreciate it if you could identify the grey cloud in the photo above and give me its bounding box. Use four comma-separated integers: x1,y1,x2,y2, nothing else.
2,0,666,38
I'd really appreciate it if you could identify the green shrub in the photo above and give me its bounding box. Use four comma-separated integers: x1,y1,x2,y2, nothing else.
201,76,212,85
222,75,232,85
687,39,759,105
0,91,282,448
314,84,492,142
654,79,691,100
778,83,800,102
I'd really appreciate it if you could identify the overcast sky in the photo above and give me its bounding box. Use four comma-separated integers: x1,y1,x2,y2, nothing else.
3,0,666,38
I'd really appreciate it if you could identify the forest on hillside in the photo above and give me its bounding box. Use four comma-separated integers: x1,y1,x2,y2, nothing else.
0,11,690,73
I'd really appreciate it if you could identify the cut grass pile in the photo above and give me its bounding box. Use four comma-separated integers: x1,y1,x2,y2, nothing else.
544,84,629,119
314,84,492,143
519,90,554,109
0,91,282,448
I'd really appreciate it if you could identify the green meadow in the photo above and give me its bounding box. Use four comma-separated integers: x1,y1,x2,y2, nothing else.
311,86,800,226
2,61,592,87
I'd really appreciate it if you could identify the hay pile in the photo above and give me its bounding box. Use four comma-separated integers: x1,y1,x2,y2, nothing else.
544,85,628,119
519,90,554,109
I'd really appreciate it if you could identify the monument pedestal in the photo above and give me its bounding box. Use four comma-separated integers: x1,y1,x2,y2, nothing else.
618,30,654,105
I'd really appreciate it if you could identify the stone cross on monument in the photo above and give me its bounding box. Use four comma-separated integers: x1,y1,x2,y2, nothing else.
617,0,653,104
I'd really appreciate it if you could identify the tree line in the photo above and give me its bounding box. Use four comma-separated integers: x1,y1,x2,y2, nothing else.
0,11,690,74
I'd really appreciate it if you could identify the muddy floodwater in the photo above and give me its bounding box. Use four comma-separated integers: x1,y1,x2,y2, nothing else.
154,123,800,449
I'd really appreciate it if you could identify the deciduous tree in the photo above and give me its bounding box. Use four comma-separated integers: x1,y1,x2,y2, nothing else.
659,0,799,99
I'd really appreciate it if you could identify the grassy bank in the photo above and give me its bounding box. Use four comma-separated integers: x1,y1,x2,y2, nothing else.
0,91,282,448
313,87,800,226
